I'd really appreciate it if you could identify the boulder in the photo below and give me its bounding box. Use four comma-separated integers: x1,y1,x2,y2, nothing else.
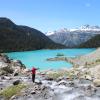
12,67,21,75
13,72,19,76
79,78,92,84
1,76,5,79
56,76,64,82
10,95,17,100
57,80,67,85
22,68,30,73
0,62,8,68
85,75,92,80
84,85,95,96
31,90,36,94
93,79,100,87
45,77,54,81
13,80,21,85
95,87,100,96
0,54,10,63
35,79,42,85
1,66,13,74
3,76,11,80
11,60,26,68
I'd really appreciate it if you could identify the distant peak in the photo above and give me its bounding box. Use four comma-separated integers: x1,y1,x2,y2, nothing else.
0,17,10,20
0,17,13,22
46,25,100,35
57,28,68,32
80,25,100,30
0,17,15,27
46,31,55,36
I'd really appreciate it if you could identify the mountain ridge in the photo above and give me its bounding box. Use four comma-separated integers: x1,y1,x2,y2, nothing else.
47,25,100,47
78,34,100,48
0,17,66,52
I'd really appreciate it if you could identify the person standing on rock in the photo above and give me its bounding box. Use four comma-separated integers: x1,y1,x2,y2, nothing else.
31,67,39,83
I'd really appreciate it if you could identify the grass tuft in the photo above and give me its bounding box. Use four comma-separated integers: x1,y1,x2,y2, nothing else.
0,84,26,100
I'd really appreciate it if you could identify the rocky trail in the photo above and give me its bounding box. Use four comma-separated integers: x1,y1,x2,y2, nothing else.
0,73,100,100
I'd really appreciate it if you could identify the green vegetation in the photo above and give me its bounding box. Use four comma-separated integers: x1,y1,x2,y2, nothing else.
47,71,78,80
47,72,64,79
47,71,72,80
96,59,100,62
56,53,64,56
0,84,26,100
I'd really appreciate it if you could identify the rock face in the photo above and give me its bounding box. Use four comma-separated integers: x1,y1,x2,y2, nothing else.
47,25,100,47
0,54,25,75
0,17,66,52
79,34,100,48
93,79,100,87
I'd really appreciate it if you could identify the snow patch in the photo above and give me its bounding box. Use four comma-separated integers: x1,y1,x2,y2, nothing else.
46,31,55,36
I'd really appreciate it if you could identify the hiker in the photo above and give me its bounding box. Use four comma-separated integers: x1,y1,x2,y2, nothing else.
31,67,39,83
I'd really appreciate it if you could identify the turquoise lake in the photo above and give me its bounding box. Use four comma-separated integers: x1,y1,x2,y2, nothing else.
7,49,95,70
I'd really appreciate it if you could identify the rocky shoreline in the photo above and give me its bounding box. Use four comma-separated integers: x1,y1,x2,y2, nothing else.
0,52,100,100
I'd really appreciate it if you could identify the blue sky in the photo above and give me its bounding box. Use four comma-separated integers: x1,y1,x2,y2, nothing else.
0,0,100,32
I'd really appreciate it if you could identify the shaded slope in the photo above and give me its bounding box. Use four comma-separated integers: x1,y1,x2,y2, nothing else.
79,34,100,48
0,18,66,52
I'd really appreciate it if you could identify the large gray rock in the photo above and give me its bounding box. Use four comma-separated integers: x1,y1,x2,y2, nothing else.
93,79,100,87
13,80,21,85
0,62,8,68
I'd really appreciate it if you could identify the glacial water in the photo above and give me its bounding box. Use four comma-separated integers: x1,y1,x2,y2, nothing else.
7,49,95,70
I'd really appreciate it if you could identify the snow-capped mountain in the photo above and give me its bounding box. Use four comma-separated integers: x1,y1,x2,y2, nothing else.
46,25,100,47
